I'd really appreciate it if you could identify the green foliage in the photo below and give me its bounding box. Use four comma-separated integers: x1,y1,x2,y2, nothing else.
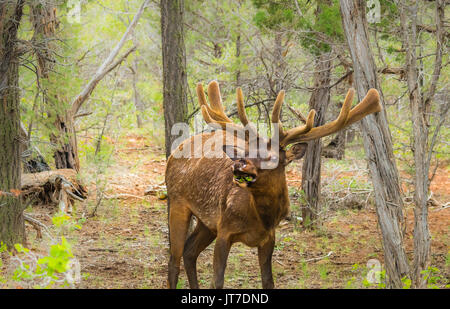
253,0,296,30
176,277,186,289
52,212,71,228
315,1,343,40
421,266,449,289
318,263,328,280
401,276,412,289
375,0,399,28
11,237,75,288
0,242,7,254
252,0,343,55
38,237,74,277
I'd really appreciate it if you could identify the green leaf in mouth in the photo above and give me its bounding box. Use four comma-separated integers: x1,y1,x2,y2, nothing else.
234,175,254,183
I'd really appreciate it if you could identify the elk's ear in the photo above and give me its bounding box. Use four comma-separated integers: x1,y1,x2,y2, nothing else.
223,145,246,161
284,143,308,165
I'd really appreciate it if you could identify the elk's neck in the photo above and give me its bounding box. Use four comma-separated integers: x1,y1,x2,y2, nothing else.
247,168,289,229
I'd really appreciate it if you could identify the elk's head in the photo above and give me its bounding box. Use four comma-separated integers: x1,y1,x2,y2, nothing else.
197,81,382,189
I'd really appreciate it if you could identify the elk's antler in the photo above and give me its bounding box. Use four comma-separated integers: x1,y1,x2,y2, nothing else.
197,81,256,137
271,90,317,147
197,81,382,149
275,88,381,147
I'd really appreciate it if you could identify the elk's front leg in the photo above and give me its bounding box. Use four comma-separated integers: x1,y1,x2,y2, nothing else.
183,220,216,289
212,235,231,289
258,231,275,289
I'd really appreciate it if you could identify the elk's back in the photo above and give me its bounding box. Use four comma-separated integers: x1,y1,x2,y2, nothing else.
165,133,235,231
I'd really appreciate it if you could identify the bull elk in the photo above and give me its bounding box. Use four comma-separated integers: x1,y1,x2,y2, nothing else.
165,81,381,289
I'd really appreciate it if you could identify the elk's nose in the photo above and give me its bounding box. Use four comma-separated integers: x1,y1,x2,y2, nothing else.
232,162,244,172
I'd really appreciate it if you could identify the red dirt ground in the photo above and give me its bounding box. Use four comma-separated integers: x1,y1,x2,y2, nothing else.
3,133,448,289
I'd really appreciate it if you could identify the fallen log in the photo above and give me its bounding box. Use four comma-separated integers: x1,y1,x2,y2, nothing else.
21,169,87,213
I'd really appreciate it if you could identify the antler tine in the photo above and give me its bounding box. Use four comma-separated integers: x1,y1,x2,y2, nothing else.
271,90,285,124
284,88,354,145
196,82,231,123
197,82,258,135
280,109,316,147
271,90,288,140
200,105,249,134
341,89,381,127
236,87,249,126
207,81,232,123
200,104,214,124
198,82,252,137
196,83,208,107
282,88,382,145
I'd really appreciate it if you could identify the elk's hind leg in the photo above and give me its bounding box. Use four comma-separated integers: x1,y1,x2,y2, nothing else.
168,200,192,289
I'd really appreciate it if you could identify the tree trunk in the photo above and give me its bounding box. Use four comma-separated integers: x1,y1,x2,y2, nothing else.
0,0,26,247
335,128,346,160
236,33,241,87
400,0,445,288
322,129,346,160
131,58,145,128
273,32,285,96
161,0,189,158
301,52,332,228
340,0,410,288
29,0,73,172
51,114,80,171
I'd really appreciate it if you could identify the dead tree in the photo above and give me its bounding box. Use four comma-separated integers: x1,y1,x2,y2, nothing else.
399,0,447,288
301,52,333,228
340,0,410,288
52,1,148,170
21,169,87,214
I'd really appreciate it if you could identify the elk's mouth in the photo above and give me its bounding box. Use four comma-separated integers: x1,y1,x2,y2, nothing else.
231,159,258,187
233,170,257,186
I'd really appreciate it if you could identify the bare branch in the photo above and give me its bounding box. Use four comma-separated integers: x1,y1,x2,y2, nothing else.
70,0,149,116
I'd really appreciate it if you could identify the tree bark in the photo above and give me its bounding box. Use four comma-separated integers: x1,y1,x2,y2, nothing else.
400,0,445,288
322,128,346,160
29,0,73,171
51,114,80,171
0,0,26,247
131,58,145,129
340,0,410,288
161,0,189,158
301,52,332,228
236,32,241,87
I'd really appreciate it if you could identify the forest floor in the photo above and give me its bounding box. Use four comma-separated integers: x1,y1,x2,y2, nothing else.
6,132,450,289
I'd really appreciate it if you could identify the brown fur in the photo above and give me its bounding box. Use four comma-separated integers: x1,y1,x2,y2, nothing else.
166,132,289,289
